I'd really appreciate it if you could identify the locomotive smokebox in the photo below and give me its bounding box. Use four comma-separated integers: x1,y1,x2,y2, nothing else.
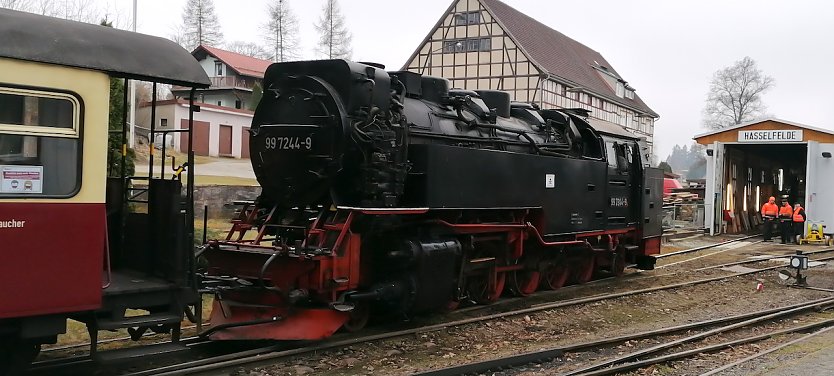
250,60,392,207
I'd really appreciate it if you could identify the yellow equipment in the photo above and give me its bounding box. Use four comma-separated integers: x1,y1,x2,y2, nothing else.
796,222,833,246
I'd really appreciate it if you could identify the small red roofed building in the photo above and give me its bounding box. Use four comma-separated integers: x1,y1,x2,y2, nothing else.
137,45,273,159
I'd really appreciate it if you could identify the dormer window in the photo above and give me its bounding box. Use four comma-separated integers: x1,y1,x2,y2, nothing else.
615,82,624,98
625,89,634,99
214,61,223,76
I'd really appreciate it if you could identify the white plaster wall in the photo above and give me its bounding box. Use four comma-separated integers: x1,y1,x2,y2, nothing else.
200,56,223,77
171,103,253,158
805,142,834,234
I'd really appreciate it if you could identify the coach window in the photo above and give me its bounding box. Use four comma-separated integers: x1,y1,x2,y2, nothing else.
0,87,81,197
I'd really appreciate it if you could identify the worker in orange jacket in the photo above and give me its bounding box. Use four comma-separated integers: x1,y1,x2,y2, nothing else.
779,199,794,244
793,203,806,239
761,196,778,242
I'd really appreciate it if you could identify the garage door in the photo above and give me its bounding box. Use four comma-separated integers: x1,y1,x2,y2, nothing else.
179,119,210,156
219,125,233,156
241,127,251,158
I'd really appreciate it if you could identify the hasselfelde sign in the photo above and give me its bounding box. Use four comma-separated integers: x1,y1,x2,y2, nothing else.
737,129,804,143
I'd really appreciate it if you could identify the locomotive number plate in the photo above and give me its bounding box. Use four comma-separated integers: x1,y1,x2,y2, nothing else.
264,136,313,150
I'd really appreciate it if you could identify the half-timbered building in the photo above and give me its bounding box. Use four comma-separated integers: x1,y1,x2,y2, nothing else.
403,0,659,154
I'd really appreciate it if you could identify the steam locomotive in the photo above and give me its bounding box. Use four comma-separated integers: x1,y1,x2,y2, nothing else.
201,60,663,340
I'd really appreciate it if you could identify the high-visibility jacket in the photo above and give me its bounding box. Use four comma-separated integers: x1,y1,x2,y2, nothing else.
779,205,793,218
793,207,806,222
762,203,778,217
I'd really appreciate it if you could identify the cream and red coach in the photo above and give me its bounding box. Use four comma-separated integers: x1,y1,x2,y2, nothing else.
0,9,209,373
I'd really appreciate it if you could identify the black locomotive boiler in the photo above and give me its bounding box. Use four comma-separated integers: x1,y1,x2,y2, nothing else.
202,60,663,340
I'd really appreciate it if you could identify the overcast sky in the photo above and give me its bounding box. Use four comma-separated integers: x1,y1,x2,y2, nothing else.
116,0,834,158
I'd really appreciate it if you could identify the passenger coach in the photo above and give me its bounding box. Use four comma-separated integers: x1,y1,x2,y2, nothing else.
0,9,209,373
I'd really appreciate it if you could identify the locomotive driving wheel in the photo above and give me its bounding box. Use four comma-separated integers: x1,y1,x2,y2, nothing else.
466,269,506,304
611,248,627,277
464,243,507,304
569,254,595,285
541,260,570,290
510,268,540,296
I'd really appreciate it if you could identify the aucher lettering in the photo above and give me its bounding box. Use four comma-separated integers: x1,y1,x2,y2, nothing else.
0,219,25,228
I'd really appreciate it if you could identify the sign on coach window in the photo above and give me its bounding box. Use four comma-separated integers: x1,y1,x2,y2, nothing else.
737,130,804,143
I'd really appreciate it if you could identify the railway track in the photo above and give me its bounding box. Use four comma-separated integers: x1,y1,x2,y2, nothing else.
110,251,834,376
413,295,834,375
30,239,828,375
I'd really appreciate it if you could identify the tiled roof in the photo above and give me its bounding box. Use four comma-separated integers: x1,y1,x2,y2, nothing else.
140,98,254,115
480,0,657,117
193,45,272,78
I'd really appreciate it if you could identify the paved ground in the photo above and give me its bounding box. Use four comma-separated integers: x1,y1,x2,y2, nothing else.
135,158,255,179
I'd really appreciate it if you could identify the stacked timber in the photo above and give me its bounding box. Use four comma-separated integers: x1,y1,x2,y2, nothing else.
663,192,700,205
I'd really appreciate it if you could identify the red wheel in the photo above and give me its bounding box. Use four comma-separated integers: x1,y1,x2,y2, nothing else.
466,269,506,304
510,269,541,296
541,263,570,290
612,251,626,277
569,255,595,285
441,299,461,312
341,303,370,332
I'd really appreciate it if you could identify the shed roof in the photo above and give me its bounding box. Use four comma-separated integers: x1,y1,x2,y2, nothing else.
0,8,210,87
693,118,834,140
478,0,658,117
194,45,272,78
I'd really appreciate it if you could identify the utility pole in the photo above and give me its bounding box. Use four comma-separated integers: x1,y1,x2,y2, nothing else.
128,0,137,147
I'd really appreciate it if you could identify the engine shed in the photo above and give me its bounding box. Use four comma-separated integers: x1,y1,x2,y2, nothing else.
694,118,834,236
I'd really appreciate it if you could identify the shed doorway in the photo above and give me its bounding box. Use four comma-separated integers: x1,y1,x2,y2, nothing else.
720,143,806,234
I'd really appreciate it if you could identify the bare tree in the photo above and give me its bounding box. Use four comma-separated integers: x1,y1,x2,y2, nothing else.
174,0,224,50
0,0,32,11
702,56,774,129
225,41,272,60
3,0,100,23
264,0,300,62
314,0,351,59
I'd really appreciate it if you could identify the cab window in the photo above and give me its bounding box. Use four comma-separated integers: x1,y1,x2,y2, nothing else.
0,87,81,197
605,141,618,168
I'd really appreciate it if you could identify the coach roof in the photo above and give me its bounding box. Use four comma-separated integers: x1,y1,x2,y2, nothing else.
0,8,210,88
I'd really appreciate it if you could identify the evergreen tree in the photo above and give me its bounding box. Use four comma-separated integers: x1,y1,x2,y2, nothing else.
249,82,263,111
174,0,224,50
314,0,352,59
101,20,135,176
265,0,300,62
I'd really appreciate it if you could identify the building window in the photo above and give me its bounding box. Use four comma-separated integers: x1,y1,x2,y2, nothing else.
443,40,465,53
443,38,491,53
217,101,222,106
625,89,634,99
160,118,168,128
455,11,480,25
615,82,625,97
235,99,242,109
215,61,223,76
